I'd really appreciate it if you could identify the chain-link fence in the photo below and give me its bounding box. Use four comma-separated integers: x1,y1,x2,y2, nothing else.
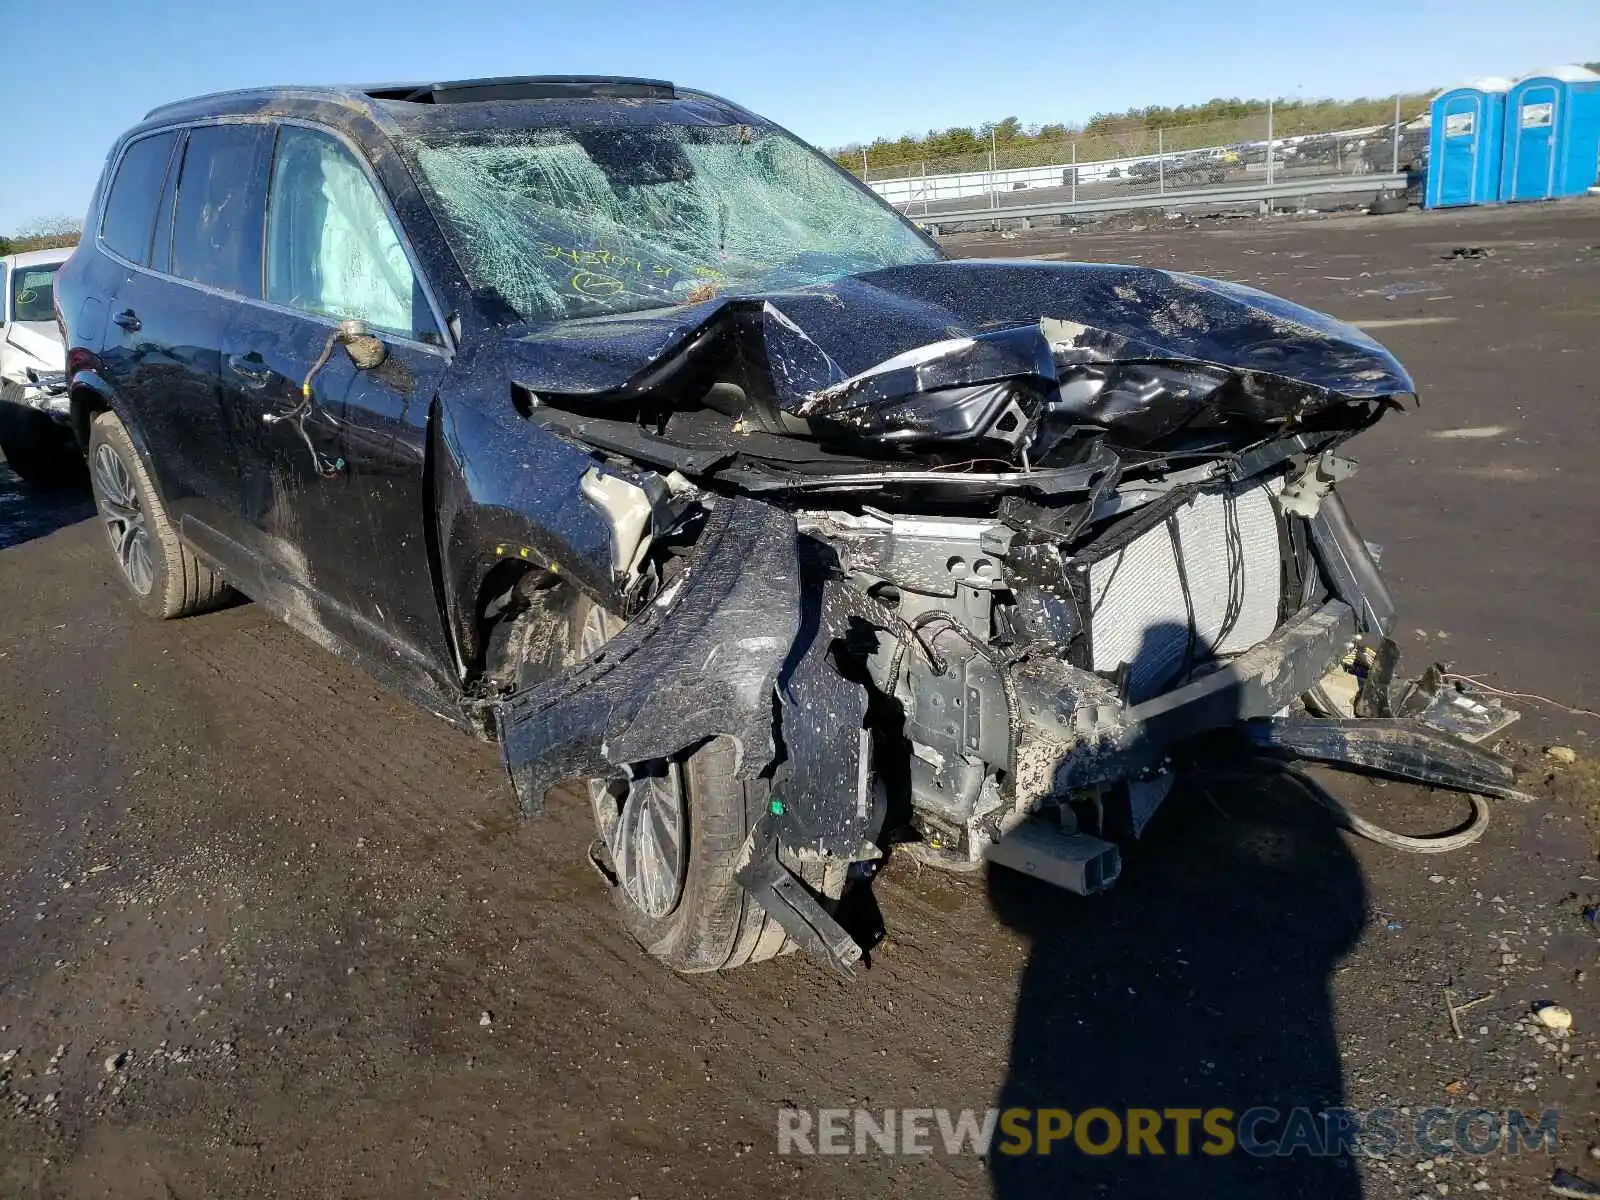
843,97,1432,217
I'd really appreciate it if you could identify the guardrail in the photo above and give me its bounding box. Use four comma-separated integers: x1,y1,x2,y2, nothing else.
906,174,1409,233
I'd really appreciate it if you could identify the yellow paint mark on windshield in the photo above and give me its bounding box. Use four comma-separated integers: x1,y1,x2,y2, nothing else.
570,271,625,298
540,241,676,280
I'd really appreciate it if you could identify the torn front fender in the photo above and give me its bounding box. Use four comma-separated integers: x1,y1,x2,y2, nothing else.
489,497,801,815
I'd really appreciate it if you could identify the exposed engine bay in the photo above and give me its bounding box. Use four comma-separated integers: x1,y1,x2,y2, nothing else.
482,259,1522,976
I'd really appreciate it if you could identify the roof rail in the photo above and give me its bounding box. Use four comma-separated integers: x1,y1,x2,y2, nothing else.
143,85,306,120
141,75,678,121
364,76,677,104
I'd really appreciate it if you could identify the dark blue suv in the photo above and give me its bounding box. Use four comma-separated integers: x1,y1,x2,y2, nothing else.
56,76,1513,977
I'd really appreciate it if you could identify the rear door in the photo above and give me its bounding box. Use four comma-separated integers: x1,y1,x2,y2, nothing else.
220,122,452,676
96,124,269,543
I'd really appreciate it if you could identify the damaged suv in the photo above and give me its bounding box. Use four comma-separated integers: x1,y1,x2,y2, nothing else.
56,76,1520,976
0,247,76,484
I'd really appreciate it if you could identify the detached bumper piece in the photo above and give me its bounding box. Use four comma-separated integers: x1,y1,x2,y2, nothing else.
1234,716,1528,801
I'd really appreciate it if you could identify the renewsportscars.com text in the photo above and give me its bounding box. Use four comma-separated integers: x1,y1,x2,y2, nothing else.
777,1106,1560,1158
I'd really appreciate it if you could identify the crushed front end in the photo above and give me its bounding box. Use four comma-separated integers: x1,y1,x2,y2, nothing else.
797,446,1518,894
487,260,1521,969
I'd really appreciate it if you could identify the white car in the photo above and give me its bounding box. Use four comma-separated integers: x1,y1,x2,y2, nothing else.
0,246,77,484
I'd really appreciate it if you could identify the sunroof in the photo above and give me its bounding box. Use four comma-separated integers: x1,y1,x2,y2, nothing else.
366,76,677,105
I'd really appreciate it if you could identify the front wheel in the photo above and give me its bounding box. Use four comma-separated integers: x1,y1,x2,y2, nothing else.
569,599,841,973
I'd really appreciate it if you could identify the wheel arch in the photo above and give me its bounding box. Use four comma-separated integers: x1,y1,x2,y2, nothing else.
426,393,621,684
68,374,115,451
70,375,188,524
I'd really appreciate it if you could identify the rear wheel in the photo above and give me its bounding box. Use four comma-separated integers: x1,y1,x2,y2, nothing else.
0,400,81,488
87,411,232,619
562,596,840,972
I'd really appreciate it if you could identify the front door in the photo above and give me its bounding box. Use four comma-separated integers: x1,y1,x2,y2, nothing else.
219,122,453,683
1509,85,1559,201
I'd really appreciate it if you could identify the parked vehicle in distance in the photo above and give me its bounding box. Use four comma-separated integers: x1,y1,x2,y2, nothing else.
1169,151,1231,185
56,76,1521,978
1122,154,1227,187
0,247,77,484
1125,158,1170,182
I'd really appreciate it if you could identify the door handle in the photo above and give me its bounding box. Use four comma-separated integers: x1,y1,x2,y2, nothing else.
112,309,140,332
227,353,272,387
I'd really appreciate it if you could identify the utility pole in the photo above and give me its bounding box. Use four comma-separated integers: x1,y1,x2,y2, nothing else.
861,147,869,180
1158,127,1165,195
1071,142,1077,203
990,125,998,210
1266,99,1275,187
1391,94,1402,174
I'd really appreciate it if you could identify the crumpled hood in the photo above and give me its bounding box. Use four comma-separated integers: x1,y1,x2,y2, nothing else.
509,259,1413,403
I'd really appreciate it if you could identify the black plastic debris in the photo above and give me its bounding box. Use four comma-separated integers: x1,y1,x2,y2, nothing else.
1551,1168,1600,1199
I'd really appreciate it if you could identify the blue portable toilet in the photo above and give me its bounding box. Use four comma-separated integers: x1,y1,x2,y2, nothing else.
1500,66,1600,202
1425,77,1511,208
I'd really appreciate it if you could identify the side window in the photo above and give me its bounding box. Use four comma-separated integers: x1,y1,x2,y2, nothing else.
149,131,186,275
266,126,435,340
171,124,270,296
0,266,8,324
100,132,178,266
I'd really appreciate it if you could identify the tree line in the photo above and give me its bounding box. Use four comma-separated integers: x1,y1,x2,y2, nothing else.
0,217,81,257
828,79,1585,173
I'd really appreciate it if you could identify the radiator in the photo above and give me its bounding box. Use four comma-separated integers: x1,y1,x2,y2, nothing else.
1086,478,1285,702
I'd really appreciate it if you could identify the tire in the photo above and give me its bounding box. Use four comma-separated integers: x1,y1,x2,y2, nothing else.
86,410,232,619
554,594,842,973
0,400,81,489
599,737,795,973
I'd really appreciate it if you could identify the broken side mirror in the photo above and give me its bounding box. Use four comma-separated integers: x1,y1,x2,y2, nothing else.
336,319,387,371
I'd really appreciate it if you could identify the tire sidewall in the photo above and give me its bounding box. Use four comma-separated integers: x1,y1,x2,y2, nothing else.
605,737,767,973
87,412,175,619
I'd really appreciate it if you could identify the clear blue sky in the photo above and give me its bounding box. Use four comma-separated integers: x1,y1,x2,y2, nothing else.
1,0,1594,233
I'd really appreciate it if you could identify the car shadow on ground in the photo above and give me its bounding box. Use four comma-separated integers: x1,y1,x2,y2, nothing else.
0,462,94,551
986,768,1367,1199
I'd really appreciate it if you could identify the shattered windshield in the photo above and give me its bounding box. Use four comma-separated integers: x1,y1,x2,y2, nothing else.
406,123,940,323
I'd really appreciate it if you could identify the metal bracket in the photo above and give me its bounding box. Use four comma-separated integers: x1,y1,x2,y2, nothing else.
1278,451,1356,518
735,819,863,981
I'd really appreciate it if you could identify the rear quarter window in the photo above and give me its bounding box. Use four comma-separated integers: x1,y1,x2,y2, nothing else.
170,124,271,297
100,132,179,266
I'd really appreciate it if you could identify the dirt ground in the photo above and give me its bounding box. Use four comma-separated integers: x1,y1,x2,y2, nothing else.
1,201,1597,1200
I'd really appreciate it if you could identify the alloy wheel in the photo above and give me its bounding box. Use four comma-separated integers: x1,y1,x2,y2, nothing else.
581,605,688,919
92,442,154,596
